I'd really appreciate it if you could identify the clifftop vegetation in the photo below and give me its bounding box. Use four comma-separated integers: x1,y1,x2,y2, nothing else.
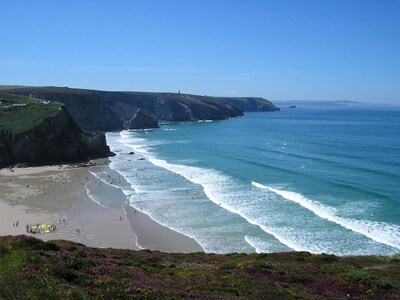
0,235,399,299
0,94,62,134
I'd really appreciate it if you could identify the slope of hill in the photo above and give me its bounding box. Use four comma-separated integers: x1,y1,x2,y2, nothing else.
0,235,399,299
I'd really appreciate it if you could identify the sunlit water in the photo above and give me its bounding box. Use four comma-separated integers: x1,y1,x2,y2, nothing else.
89,106,400,255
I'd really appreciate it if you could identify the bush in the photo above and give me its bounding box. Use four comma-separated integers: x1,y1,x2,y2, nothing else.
51,266,79,282
45,241,61,251
346,270,393,289
0,242,10,255
18,236,47,250
222,260,237,270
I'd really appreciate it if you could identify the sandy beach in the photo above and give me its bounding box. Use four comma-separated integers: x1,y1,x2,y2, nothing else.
0,162,203,253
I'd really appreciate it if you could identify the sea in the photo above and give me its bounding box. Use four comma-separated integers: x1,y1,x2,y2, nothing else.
89,104,400,256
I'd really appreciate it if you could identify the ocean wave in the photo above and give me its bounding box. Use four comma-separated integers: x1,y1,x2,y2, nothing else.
148,157,310,252
244,236,272,253
89,170,127,191
108,160,147,195
197,120,214,123
107,131,399,254
252,181,400,250
84,184,107,207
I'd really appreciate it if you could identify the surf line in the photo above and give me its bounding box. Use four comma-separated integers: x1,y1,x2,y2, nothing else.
252,181,400,250
146,157,313,252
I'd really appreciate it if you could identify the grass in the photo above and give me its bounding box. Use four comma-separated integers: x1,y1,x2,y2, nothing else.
0,94,62,134
0,235,399,299
0,242,27,275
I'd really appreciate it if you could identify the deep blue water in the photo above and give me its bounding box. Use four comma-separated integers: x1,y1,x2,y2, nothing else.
96,106,400,255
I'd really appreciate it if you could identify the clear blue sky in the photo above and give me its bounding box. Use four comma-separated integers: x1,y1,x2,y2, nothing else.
1,0,399,104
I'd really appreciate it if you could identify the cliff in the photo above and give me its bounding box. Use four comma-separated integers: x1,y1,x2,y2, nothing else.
0,235,399,299
218,97,280,112
0,94,112,168
0,86,278,131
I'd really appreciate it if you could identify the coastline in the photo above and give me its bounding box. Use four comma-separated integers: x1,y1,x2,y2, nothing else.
0,162,203,253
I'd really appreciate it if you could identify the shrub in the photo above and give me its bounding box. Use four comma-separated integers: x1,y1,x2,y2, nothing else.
0,242,10,255
45,241,61,251
346,270,393,289
51,266,79,282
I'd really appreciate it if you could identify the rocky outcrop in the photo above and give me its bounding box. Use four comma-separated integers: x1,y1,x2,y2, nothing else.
123,108,158,129
0,106,112,168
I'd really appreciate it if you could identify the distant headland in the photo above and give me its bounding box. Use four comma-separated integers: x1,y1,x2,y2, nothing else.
0,85,279,132
0,85,279,168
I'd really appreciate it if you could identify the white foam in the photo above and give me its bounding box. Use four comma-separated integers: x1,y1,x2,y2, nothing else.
244,236,272,253
197,120,214,123
252,181,400,250
84,184,107,207
122,188,135,196
148,157,309,252
89,170,126,191
108,160,146,194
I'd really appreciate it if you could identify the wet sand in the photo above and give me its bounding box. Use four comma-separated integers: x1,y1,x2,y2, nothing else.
0,163,203,252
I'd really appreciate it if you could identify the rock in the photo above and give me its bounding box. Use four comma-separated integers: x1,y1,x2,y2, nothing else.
0,94,112,168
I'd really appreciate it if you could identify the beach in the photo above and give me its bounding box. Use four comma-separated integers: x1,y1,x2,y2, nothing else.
0,161,203,253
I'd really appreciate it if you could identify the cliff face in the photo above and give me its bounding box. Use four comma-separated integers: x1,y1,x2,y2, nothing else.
0,94,112,168
95,91,244,123
218,97,280,112
1,86,279,131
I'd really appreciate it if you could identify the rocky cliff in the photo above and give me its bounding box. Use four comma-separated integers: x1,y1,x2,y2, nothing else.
0,86,279,131
218,97,280,112
96,91,243,122
0,94,112,168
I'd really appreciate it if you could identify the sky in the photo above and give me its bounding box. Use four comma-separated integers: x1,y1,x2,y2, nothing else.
1,0,399,104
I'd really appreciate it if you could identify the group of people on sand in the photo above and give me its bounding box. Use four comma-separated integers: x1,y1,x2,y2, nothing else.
26,223,57,234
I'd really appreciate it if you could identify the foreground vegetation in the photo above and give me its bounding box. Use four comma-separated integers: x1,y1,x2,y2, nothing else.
0,235,399,299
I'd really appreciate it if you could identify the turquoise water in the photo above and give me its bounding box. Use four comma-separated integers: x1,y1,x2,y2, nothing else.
97,106,400,255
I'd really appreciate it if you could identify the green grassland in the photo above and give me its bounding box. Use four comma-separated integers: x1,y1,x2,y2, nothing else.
0,94,63,134
0,235,399,299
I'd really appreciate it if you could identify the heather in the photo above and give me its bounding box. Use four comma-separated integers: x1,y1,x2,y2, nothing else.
0,236,399,299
